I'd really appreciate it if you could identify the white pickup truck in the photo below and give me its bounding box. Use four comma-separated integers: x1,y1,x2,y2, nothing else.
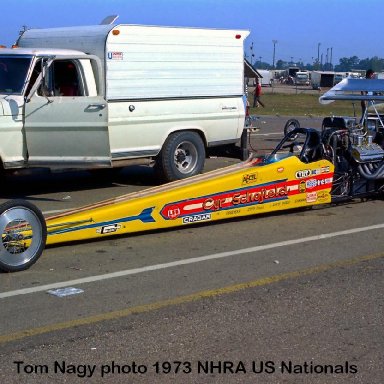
0,23,249,181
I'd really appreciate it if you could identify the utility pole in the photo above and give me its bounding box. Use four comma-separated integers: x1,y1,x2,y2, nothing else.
272,40,278,68
250,42,254,66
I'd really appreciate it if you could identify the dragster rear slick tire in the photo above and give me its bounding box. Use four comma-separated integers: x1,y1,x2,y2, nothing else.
0,200,47,272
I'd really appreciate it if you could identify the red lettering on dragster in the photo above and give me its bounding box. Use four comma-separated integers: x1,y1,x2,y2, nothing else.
203,185,289,211
160,180,292,219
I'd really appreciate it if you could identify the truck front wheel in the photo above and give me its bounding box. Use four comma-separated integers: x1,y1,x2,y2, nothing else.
156,131,205,182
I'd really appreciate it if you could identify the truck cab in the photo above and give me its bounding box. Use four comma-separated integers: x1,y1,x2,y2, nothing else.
294,71,310,86
0,49,110,172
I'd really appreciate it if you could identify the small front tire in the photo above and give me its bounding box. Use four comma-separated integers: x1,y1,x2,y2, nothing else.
0,200,47,272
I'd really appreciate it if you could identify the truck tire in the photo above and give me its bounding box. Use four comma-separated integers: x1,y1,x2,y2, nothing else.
156,131,205,182
0,200,47,272
284,118,300,140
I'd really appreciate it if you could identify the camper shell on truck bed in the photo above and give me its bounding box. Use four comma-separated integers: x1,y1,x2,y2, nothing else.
18,24,248,100
0,24,249,182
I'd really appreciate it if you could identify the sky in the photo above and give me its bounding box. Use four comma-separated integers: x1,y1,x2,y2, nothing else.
1,0,383,67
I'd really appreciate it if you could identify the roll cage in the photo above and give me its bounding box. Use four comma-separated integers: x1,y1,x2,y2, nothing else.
266,128,323,164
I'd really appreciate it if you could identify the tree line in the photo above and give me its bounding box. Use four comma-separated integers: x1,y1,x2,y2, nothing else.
334,56,384,72
255,56,384,73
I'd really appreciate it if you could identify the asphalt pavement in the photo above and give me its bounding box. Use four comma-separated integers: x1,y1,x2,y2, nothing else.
1,254,383,384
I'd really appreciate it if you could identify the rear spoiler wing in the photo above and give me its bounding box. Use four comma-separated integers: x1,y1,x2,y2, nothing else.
319,78,384,104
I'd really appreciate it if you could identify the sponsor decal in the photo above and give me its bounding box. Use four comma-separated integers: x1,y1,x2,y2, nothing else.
295,169,311,179
182,213,212,224
96,224,122,234
165,207,181,220
107,51,124,60
317,177,333,186
299,180,306,193
306,192,318,203
317,191,330,201
203,185,289,210
242,172,258,185
306,179,318,189
296,167,332,179
226,209,241,216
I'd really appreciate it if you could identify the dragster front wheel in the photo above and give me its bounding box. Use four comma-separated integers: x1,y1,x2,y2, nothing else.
0,200,47,272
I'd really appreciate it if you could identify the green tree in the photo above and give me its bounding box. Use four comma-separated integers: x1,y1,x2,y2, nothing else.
358,56,384,72
335,56,360,71
276,59,288,69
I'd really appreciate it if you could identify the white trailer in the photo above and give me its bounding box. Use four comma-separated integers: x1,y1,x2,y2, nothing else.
256,69,272,86
0,23,249,182
311,71,336,89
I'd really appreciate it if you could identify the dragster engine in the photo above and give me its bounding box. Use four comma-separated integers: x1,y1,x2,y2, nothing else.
321,116,384,198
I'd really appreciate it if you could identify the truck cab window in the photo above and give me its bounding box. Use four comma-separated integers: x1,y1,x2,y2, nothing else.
52,60,83,96
0,57,32,94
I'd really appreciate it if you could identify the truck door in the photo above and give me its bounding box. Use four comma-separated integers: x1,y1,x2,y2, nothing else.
24,58,111,168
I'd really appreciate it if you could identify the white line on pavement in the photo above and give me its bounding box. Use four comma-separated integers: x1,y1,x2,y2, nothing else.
1,223,383,299
250,132,281,136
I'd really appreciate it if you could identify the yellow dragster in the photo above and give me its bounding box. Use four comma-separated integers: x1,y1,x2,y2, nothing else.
3,118,384,273
0,128,338,272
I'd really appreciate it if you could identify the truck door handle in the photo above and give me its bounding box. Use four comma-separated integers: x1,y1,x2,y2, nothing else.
88,103,106,108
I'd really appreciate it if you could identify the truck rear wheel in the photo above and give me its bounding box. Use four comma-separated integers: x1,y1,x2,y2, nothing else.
156,131,205,182
0,200,47,272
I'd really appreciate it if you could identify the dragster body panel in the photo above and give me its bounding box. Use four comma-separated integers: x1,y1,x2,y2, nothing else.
45,156,334,245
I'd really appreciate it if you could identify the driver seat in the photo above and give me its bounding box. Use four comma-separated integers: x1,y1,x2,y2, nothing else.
302,131,323,163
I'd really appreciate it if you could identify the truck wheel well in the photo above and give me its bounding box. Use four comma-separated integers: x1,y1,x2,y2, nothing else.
167,129,207,148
